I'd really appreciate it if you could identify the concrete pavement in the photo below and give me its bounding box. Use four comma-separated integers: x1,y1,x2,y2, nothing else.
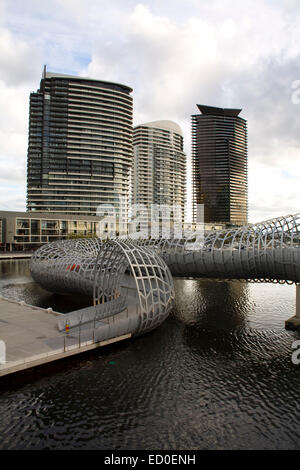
0,297,131,377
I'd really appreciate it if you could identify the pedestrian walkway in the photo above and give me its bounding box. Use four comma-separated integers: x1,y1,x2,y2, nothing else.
0,297,131,377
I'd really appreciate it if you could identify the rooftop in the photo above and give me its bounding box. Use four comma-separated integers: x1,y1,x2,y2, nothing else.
43,69,133,93
196,104,242,117
135,120,183,135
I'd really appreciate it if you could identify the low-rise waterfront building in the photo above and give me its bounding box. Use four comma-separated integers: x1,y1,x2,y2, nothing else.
0,211,105,251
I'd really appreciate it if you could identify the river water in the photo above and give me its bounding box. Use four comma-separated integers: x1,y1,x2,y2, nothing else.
0,259,300,450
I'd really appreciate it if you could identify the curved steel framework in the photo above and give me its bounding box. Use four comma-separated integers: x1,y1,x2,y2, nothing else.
92,240,174,334
31,238,104,296
30,213,300,339
31,238,174,337
134,213,300,284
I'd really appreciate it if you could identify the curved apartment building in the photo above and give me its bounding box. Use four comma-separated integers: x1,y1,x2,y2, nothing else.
27,67,133,224
132,120,186,232
192,104,248,226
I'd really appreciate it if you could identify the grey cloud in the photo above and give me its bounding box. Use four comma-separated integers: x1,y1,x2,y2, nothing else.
0,28,42,86
225,55,300,166
1,0,300,219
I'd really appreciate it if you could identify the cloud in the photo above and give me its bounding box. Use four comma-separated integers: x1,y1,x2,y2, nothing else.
0,28,42,86
83,2,300,222
0,187,26,211
249,164,300,222
0,0,300,223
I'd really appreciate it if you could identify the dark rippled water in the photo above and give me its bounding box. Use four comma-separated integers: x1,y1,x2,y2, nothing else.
0,259,300,450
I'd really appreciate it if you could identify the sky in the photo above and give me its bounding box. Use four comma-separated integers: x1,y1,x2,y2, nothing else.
0,0,300,223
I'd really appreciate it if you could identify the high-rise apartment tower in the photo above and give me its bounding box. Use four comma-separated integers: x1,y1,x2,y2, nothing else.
27,66,133,222
192,104,248,226
132,120,186,232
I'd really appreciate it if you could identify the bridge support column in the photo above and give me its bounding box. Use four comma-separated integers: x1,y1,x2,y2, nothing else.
285,285,300,330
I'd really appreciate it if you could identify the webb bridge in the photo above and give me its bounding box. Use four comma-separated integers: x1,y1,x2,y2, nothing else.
30,213,300,342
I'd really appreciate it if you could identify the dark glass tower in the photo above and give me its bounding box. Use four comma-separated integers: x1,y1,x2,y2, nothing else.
192,104,248,226
27,66,133,219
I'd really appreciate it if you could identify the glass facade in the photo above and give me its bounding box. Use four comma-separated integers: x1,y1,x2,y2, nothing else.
192,105,248,226
27,68,133,222
132,121,186,228
13,216,98,245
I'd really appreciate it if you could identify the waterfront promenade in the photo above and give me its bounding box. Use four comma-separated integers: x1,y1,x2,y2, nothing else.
0,297,131,377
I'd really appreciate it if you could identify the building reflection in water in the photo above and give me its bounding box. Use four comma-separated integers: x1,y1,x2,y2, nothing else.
0,259,92,313
0,259,31,283
173,278,249,331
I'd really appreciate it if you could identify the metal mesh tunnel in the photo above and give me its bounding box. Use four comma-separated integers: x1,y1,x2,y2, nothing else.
30,213,300,342
30,238,104,296
135,213,300,284
30,238,175,337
